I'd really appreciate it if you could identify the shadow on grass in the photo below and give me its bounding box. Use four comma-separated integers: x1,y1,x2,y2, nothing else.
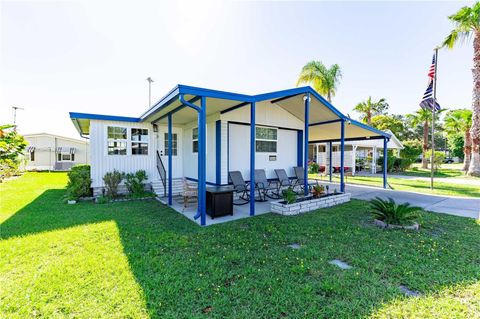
1,187,480,318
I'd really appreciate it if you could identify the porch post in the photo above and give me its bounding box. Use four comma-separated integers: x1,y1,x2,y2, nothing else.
340,119,345,193
352,145,357,176
250,101,256,216
329,141,333,183
383,137,388,189
303,93,310,196
167,113,173,205
198,97,207,226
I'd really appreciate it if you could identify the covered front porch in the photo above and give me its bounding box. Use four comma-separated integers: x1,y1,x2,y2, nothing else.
143,85,391,226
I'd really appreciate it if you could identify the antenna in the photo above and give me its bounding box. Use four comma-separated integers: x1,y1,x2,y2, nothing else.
12,106,24,131
146,77,154,107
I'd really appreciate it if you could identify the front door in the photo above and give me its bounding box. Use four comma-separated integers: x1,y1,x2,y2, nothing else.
157,127,183,178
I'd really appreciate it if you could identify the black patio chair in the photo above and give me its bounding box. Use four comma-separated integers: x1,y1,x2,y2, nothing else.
274,169,295,197
254,169,280,200
293,166,319,193
228,171,250,205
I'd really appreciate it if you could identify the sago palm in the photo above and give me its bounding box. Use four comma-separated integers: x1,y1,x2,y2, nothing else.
353,97,389,125
444,109,473,171
443,2,480,176
407,108,444,169
370,197,421,226
296,61,342,103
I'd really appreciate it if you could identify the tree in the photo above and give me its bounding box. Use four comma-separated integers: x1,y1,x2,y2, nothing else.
401,140,423,164
406,108,445,169
296,61,342,102
0,124,26,180
443,2,480,176
444,109,472,171
370,114,405,138
353,97,389,125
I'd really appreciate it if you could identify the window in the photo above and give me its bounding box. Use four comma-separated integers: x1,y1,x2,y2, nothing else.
57,153,74,162
107,126,127,155
255,127,277,153
131,128,149,155
30,151,35,161
192,127,198,153
164,133,178,156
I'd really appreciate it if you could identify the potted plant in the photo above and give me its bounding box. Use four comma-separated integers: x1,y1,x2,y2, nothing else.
370,197,421,230
311,184,325,198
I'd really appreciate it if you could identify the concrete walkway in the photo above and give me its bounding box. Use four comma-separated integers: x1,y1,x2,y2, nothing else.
319,181,480,219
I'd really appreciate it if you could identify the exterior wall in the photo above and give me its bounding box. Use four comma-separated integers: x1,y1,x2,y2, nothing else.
89,120,158,189
24,134,89,171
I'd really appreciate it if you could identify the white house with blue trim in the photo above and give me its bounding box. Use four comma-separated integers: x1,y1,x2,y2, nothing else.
70,85,390,225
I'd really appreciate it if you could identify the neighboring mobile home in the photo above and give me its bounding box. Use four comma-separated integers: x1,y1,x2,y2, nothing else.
23,133,89,171
70,84,390,225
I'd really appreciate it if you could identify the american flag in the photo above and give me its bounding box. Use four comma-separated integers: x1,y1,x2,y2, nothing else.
420,54,441,111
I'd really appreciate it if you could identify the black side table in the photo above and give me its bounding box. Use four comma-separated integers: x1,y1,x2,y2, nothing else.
206,186,234,219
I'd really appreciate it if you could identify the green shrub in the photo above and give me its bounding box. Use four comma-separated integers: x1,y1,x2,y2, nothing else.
308,162,320,174
282,187,297,204
124,170,148,196
400,140,423,163
448,134,464,160
370,197,421,226
103,170,124,198
66,164,92,200
95,195,110,204
425,150,446,170
377,155,412,173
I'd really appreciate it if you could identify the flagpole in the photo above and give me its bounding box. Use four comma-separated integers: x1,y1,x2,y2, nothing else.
430,48,438,190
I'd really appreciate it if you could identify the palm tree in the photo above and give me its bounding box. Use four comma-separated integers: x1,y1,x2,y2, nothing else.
444,109,473,171
407,108,445,169
296,61,342,102
443,2,480,176
353,97,389,125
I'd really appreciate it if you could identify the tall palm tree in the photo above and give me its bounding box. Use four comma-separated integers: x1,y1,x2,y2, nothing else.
443,2,480,176
296,61,342,102
407,108,445,169
353,97,389,125
444,109,473,171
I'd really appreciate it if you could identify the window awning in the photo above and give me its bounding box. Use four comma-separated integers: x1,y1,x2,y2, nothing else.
26,146,35,153
56,147,76,154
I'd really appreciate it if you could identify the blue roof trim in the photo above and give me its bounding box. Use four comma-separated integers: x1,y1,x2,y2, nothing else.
69,112,140,122
304,87,345,119
178,84,254,102
348,118,391,138
253,86,310,102
139,85,181,120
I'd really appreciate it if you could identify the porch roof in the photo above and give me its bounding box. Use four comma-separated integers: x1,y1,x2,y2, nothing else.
69,84,390,141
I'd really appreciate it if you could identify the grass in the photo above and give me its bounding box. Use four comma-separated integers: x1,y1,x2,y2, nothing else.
1,172,480,318
401,163,476,179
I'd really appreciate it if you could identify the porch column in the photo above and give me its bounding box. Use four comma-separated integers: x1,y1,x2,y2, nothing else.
250,101,256,216
303,93,310,196
340,119,345,193
329,141,333,183
371,147,376,174
167,113,173,205
383,137,388,189
352,145,357,176
198,97,207,226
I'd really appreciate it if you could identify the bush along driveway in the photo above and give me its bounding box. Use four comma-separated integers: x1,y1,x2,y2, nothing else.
1,172,479,318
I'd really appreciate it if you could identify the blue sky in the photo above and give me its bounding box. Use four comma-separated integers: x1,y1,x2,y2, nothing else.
0,0,474,138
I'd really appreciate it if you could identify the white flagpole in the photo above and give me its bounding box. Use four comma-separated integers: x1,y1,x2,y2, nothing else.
430,48,438,190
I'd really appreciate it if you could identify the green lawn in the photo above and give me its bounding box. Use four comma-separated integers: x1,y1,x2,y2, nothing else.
1,173,479,318
402,163,476,179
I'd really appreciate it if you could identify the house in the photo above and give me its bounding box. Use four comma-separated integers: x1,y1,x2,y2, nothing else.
309,130,404,175
70,84,390,225
23,133,89,171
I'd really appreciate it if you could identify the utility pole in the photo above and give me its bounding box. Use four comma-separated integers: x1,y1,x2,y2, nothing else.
146,77,154,107
12,106,24,131
430,48,438,190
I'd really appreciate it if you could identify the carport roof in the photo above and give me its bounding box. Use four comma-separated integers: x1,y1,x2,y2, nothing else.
70,84,390,141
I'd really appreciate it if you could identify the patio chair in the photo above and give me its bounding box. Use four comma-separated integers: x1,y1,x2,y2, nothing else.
254,169,280,200
274,169,295,197
182,177,198,208
228,171,250,205
293,166,319,193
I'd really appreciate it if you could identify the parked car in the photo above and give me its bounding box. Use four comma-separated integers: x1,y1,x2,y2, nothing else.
444,157,454,164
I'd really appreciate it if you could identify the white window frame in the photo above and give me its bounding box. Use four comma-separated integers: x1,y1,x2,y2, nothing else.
164,132,178,156
107,126,128,155
255,126,278,153
131,128,149,155
57,152,74,162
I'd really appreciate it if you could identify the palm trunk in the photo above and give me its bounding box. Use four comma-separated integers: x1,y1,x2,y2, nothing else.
463,126,472,171
468,30,480,176
327,91,332,103
422,120,429,169
367,110,371,126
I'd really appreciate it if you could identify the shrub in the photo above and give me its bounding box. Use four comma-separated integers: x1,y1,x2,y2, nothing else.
282,187,297,204
425,150,446,170
400,140,423,163
103,170,124,198
377,155,412,173
66,164,91,200
308,162,320,174
370,197,421,226
124,170,148,197
448,134,464,160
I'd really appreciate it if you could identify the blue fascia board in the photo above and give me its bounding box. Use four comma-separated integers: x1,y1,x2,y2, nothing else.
253,86,310,102
178,84,254,102
69,112,140,122
139,85,181,119
304,87,345,119
348,118,391,138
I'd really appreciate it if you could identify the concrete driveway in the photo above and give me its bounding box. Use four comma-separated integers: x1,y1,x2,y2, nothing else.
318,182,480,219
